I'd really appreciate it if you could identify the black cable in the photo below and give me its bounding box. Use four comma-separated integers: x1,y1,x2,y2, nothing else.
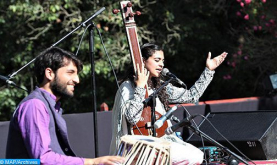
197,114,256,165
94,25,143,135
180,104,208,165
75,24,91,56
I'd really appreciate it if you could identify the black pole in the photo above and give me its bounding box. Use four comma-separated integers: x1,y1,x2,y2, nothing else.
151,94,157,137
1,7,105,158
143,77,174,137
88,22,99,157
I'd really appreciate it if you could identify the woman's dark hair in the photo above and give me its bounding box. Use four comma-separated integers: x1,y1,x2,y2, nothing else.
122,43,169,111
34,47,83,84
140,43,162,60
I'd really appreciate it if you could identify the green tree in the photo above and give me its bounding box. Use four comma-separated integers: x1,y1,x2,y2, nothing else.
0,0,276,121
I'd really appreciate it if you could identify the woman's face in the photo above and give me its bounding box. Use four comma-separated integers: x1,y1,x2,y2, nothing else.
143,50,164,78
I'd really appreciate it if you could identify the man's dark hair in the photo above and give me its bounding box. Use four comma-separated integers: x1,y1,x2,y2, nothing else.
34,47,83,84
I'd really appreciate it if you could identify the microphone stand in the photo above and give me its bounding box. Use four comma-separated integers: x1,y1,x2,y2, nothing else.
88,22,99,158
143,77,174,137
186,124,249,165
8,7,105,80
6,83,29,93
3,7,105,157
0,75,28,92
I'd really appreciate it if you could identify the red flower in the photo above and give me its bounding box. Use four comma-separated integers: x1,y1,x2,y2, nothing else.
245,0,251,5
244,14,249,20
223,75,232,80
269,19,275,25
231,62,236,68
240,2,244,7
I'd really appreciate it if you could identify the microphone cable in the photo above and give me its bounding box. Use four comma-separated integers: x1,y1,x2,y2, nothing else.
179,104,208,165
94,25,143,135
73,21,144,135
85,24,255,165
75,23,91,56
193,114,256,165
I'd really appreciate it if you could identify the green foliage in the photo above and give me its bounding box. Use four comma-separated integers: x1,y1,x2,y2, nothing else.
0,0,276,121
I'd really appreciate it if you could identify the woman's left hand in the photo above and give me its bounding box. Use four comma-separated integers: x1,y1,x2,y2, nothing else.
206,52,228,71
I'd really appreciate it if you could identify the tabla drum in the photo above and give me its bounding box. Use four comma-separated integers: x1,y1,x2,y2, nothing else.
117,135,171,165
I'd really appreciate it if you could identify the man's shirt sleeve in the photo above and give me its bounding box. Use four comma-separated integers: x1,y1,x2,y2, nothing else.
17,99,84,165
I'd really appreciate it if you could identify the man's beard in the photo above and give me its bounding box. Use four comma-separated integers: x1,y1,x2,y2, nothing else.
50,76,74,99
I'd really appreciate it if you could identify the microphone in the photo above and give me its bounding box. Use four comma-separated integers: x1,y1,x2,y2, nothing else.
165,115,197,135
161,68,186,88
154,105,178,129
0,75,16,86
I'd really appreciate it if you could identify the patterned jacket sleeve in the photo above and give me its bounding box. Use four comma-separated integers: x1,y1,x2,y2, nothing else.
119,81,146,125
166,67,215,104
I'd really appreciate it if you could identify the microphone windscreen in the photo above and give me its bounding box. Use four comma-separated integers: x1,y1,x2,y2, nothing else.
161,68,169,76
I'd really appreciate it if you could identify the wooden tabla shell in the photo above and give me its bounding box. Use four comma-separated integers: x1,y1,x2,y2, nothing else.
117,135,171,165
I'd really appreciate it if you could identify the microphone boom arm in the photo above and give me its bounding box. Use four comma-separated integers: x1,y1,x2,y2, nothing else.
9,7,105,79
143,77,174,105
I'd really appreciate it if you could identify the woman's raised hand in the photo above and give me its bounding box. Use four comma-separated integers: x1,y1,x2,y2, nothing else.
206,52,228,71
134,63,150,88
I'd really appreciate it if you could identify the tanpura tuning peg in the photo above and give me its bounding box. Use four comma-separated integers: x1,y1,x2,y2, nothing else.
129,11,141,17
113,2,133,15
112,9,120,14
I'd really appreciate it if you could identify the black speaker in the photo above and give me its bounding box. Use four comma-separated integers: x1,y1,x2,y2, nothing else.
187,111,277,160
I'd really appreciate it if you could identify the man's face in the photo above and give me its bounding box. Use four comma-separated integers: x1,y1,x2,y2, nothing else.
50,61,80,98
